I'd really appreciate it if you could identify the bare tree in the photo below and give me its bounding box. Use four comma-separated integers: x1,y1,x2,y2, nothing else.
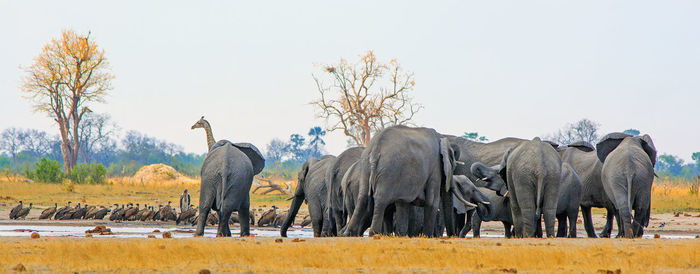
548,118,601,145
311,51,422,146
0,128,26,160
77,112,118,163
20,29,114,172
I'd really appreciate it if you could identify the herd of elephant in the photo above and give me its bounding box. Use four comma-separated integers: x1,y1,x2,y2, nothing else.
195,125,656,239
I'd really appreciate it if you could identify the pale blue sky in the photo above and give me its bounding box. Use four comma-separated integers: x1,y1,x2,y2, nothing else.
1,1,698,161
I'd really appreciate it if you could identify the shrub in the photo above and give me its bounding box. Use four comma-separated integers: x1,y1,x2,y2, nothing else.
70,163,107,184
31,158,64,183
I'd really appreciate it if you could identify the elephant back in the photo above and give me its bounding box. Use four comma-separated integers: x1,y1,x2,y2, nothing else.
211,140,266,175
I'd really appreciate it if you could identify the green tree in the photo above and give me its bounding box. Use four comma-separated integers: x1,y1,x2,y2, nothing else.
623,129,640,136
308,126,326,157
462,132,488,142
656,154,684,176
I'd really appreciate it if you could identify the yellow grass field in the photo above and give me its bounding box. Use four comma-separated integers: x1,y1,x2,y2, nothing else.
1,237,698,273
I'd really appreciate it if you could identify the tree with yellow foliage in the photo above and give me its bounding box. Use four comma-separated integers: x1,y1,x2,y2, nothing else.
20,29,114,172
312,51,421,146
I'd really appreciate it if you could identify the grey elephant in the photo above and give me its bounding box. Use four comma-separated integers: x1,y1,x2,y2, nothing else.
338,155,371,236
322,147,364,236
342,126,487,237
554,162,582,237
195,140,265,237
280,155,336,237
500,137,561,237
596,132,656,238
465,187,513,238
556,141,617,238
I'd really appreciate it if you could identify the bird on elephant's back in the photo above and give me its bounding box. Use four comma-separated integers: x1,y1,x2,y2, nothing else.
596,132,656,238
195,140,265,237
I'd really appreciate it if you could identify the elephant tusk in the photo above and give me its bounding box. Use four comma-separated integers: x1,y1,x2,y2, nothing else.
456,161,465,165
451,182,478,207
503,190,509,197
480,201,490,205
481,177,488,181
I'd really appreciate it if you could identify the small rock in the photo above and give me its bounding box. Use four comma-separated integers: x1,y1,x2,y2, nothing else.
499,268,517,273
496,242,502,246
13,263,26,272
695,235,699,238
372,235,381,240
291,238,305,242
30,232,39,239
85,234,93,238
654,234,660,238
162,232,172,238
153,229,160,233
199,269,211,274
86,225,111,234
684,213,692,217
275,238,283,243
148,235,156,238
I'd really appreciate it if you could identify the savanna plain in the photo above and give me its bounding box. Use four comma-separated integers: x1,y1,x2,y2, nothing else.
1,177,700,273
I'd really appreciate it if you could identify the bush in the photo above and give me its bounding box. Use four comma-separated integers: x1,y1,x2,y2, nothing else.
70,163,107,184
31,158,64,183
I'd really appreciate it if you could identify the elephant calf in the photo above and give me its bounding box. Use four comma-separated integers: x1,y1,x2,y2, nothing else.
554,163,582,238
467,187,513,238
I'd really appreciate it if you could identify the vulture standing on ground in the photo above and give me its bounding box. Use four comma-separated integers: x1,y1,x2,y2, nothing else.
15,203,32,219
54,201,72,220
39,203,58,219
9,201,23,219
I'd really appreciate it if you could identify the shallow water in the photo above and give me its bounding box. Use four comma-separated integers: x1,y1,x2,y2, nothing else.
0,224,314,238
0,224,694,239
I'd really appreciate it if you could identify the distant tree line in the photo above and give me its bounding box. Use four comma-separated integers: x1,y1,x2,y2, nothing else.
0,114,205,181
260,126,328,179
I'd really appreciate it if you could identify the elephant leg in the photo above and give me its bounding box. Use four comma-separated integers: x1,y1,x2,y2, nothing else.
520,206,536,237
369,199,388,236
568,210,578,238
382,204,395,235
195,195,214,236
217,206,233,237
556,214,567,238
617,208,634,238
239,202,251,237
581,206,598,238
455,212,465,235
600,207,615,238
504,222,513,238
535,216,543,238
333,208,346,235
422,202,438,237
394,202,410,237
459,211,473,238
471,212,482,238
321,208,331,237
509,190,524,238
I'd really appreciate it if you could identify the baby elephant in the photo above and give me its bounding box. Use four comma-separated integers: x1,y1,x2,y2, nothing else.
554,163,582,238
467,187,513,238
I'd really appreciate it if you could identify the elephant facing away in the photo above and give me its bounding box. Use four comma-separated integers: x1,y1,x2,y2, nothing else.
196,140,265,237
322,147,364,236
557,141,616,238
342,126,483,237
280,155,336,237
555,163,582,238
597,133,656,238
501,137,561,237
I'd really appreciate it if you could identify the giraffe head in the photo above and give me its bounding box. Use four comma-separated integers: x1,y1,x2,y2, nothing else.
191,116,208,130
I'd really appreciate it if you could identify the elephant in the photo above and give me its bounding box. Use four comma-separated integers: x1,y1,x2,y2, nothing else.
280,155,336,237
322,146,365,236
554,162,582,238
195,140,265,237
557,141,616,238
498,137,561,237
596,132,656,238
338,155,371,236
464,187,513,238
342,125,488,237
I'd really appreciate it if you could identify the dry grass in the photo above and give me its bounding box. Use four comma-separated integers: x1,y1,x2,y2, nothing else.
652,179,700,213
0,237,698,273
0,178,293,210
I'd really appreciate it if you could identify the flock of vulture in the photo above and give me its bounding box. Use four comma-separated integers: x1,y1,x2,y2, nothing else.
7,199,311,229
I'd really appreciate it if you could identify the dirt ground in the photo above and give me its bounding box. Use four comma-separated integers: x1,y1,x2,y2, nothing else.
1,205,699,237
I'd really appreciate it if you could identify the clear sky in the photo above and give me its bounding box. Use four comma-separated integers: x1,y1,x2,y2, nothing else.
1,1,698,161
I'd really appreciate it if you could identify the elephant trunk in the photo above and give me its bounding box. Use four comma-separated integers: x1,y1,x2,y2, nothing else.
280,191,305,237
475,192,495,221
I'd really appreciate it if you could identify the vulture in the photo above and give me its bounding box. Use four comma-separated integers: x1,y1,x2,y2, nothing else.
257,205,278,227
177,205,197,225
39,203,58,220
9,201,23,219
54,201,72,220
71,204,88,219
15,203,32,219
92,207,111,220
109,204,125,221
124,203,139,221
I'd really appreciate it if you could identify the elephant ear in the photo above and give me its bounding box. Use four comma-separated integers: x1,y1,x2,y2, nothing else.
596,132,631,163
499,148,512,181
440,137,455,192
232,142,266,175
299,158,315,184
543,140,559,149
567,141,595,152
638,134,657,167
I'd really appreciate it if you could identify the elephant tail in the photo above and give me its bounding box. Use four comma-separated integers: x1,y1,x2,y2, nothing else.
368,153,379,198
627,174,634,222
535,173,544,219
